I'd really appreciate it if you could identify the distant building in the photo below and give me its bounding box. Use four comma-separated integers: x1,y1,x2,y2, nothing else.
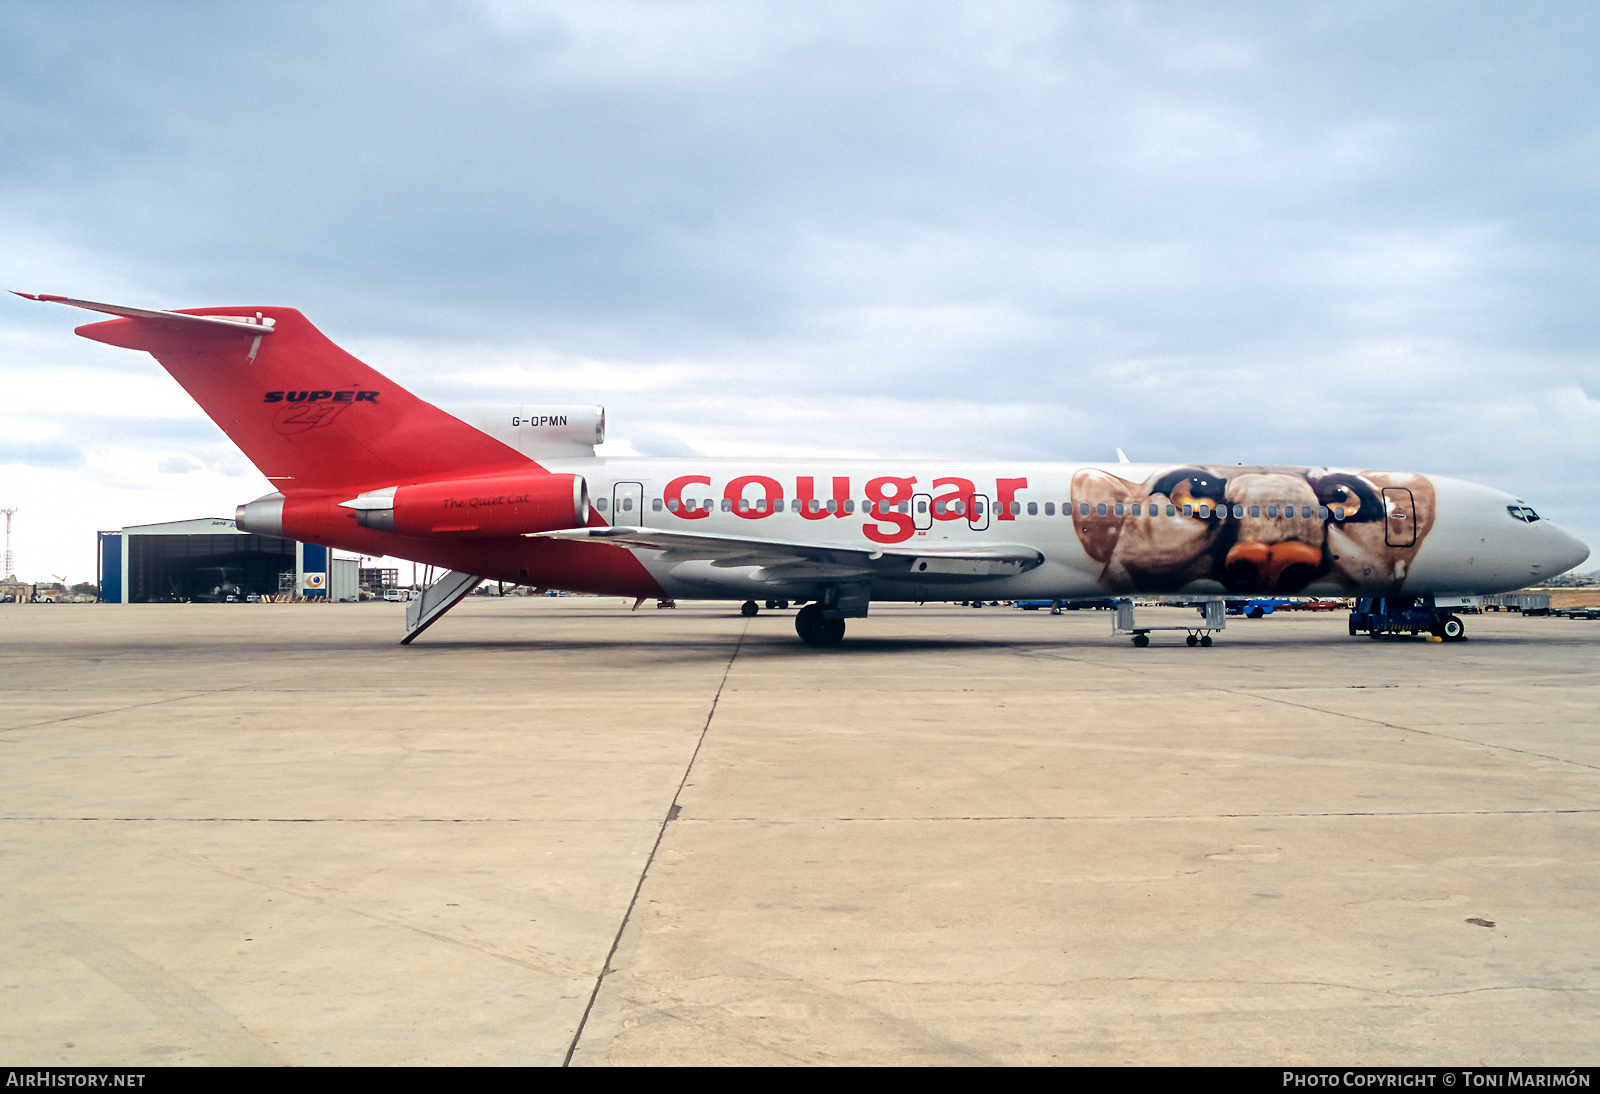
96,518,358,603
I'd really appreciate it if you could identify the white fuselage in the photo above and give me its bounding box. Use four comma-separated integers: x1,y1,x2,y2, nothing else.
538,457,1589,602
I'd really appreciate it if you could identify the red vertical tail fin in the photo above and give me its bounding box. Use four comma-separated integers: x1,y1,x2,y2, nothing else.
26,296,528,493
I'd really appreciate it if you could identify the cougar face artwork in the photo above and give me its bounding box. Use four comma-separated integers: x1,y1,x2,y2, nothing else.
1070,465,1437,595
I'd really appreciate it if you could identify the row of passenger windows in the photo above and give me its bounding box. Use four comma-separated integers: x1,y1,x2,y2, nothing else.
592,495,1354,520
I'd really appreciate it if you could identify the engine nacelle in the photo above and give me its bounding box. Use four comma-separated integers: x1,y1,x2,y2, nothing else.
449,404,606,458
341,472,590,537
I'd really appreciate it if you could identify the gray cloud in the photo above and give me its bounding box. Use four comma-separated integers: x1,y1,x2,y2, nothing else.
0,438,82,469
4,1,1597,561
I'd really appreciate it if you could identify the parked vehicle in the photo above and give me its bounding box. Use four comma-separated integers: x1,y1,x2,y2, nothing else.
1225,598,1296,618
1349,596,1467,640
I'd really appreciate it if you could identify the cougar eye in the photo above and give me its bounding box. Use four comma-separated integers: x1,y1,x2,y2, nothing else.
1312,473,1383,521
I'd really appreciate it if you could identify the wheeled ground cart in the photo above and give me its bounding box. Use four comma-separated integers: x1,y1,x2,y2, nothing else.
1113,598,1226,648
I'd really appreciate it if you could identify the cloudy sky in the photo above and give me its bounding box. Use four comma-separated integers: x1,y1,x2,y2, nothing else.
3,0,1597,583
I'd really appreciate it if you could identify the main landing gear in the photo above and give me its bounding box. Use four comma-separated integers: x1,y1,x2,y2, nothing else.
795,603,846,647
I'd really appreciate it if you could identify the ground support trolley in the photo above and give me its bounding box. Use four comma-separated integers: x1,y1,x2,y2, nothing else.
1113,598,1226,648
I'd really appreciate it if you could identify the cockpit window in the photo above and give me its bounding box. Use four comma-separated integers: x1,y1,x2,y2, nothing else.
1507,504,1541,523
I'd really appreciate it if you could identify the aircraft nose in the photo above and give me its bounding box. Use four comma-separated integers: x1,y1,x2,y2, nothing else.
1546,525,1591,577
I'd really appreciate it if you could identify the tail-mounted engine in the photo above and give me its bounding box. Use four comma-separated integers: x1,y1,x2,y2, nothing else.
236,472,590,541
341,472,590,536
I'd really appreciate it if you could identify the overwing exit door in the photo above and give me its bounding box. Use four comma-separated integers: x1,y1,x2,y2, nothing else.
967,493,991,532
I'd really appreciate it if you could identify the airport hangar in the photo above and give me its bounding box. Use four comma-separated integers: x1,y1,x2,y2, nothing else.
95,516,370,603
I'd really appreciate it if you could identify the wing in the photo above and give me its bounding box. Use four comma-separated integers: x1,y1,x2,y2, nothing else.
531,526,1043,584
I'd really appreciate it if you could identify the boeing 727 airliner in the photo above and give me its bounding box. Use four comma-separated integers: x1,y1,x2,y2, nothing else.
20,294,1590,646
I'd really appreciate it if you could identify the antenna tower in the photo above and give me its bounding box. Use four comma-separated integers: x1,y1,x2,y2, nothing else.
1,508,14,581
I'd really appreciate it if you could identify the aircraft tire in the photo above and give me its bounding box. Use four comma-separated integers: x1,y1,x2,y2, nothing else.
795,604,845,647
741,600,759,617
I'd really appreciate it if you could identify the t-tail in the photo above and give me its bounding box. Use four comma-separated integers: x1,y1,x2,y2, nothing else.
16,294,531,494
16,293,603,586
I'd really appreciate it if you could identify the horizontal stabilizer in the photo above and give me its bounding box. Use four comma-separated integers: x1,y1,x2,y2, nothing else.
14,293,277,335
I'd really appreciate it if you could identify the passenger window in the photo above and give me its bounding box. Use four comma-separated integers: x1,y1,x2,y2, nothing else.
1233,505,1244,518
1027,502,1038,516
738,499,750,512
1197,504,1210,518
721,498,732,512
1317,505,1328,519
826,499,837,513
1182,504,1193,517
1332,505,1345,520
652,498,662,512
1045,502,1055,516
1096,502,1107,517
918,500,928,514
844,500,856,514
1250,505,1260,518
954,500,965,515
622,498,633,511
597,497,608,511
1113,502,1124,516
1166,504,1176,516
1265,505,1276,518
666,499,678,512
